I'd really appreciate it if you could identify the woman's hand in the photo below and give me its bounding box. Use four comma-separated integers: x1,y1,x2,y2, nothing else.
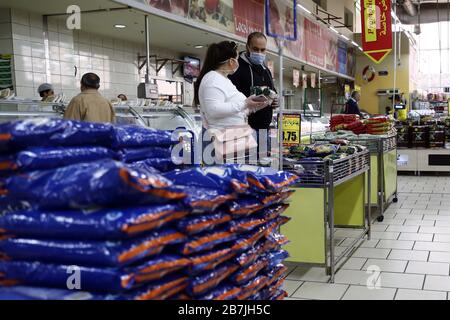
245,95,269,110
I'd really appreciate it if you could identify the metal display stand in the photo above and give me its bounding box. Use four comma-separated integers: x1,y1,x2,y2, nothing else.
282,150,371,283
313,135,398,222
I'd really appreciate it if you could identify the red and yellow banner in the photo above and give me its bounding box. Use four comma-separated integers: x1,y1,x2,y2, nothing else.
360,0,392,63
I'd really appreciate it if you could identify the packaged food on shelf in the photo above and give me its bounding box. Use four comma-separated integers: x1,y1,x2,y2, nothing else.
187,263,239,296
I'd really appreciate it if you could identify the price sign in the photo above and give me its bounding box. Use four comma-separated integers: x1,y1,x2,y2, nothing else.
282,113,301,147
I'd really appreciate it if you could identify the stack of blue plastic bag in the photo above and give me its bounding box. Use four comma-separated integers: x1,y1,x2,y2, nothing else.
0,118,299,300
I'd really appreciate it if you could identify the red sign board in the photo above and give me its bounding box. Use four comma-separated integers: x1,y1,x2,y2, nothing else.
233,0,264,38
360,0,393,63
304,18,325,68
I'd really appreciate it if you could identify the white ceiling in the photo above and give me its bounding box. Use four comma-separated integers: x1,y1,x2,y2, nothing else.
0,0,347,79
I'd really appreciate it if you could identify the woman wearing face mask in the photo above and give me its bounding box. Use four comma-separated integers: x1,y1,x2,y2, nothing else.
194,41,268,130
194,41,269,163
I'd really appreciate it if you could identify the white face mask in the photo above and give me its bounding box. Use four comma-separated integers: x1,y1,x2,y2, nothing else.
221,58,239,76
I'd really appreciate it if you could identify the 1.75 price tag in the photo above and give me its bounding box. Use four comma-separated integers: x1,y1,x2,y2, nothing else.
282,114,301,147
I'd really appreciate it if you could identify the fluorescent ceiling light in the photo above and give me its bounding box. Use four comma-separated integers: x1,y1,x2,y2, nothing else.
114,24,126,29
297,4,312,15
351,41,359,47
194,45,204,49
340,34,350,41
330,27,339,34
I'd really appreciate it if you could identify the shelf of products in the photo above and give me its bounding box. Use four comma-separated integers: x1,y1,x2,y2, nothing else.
312,133,398,222
280,143,371,283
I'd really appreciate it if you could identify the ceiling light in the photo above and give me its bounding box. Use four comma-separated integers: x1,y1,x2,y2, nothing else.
351,41,359,47
297,4,312,15
330,27,339,34
340,34,350,41
194,45,204,49
114,24,127,29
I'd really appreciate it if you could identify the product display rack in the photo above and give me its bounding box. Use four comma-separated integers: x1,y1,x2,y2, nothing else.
281,150,371,283
313,135,398,222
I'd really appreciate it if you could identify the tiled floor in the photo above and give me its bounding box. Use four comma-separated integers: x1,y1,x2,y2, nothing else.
283,175,450,300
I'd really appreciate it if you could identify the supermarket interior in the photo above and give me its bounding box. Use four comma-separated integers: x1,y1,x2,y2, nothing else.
1,0,450,302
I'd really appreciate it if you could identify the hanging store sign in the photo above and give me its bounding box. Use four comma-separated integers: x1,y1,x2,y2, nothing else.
293,68,300,88
282,113,301,147
360,0,392,64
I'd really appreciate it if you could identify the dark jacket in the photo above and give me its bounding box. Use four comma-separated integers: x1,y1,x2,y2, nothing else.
229,52,276,130
345,98,362,116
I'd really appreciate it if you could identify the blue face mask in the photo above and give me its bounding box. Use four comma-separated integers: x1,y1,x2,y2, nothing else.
249,52,266,65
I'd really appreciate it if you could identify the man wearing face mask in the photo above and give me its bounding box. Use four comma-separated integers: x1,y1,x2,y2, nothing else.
229,32,278,133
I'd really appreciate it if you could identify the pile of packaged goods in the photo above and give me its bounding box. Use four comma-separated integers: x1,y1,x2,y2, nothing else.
330,115,366,134
365,116,395,135
287,141,367,182
0,118,299,300
394,119,449,149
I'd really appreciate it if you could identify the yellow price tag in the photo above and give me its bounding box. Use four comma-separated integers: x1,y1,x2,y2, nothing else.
282,114,301,147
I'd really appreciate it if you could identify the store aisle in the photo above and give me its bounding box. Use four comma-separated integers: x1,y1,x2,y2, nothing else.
283,175,450,300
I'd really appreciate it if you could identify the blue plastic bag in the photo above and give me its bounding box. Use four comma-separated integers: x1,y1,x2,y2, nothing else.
187,263,239,296
1,147,117,173
0,118,115,152
118,147,172,163
128,158,176,173
163,166,249,194
182,187,236,213
188,247,236,275
112,125,177,148
0,286,122,300
0,204,189,240
229,256,269,286
0,260,189,293
3,160,186,209
237,275,269,300
0,229,187,267
176,212,231,235
197,284,241,300
178,228,237,255
225,164,300,193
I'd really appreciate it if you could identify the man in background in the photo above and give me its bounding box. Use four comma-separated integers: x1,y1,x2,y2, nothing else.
64,73,115,123
345,91,362,117
37,83,54,102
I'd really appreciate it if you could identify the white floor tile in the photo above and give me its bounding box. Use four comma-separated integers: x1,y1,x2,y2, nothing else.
291,282,348,300
395,289,447,300
414,241,450,252
397,215,424,221
433,234,450,243
411,209,439,215
341,258,367,270
352,248,391,259
283,280,304,296
406,261,450,276
334,269,374,286
286,267,329,283
370,225,388,232
388,249,429,262
424,275,450,291
386,225,420,233
376,240,415,250
335,229,367,238
419,226,450,234
363,259,407,273
377,219,406,226
404,220,435,227
341,285,396,300
379,272,425,290
399,233,433,241
424,215,450,221
370,231,400,240
434,221,450,227
429,251,450,263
